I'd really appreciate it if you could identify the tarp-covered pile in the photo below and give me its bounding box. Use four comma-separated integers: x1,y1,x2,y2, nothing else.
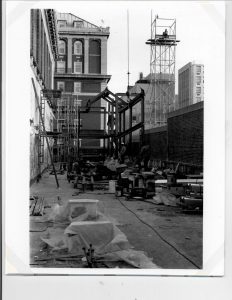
40,199,158,269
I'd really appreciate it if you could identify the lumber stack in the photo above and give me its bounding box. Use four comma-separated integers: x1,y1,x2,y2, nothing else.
30,196,45,216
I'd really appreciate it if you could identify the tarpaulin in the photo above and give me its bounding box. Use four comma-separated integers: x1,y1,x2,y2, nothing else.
152,191,177,207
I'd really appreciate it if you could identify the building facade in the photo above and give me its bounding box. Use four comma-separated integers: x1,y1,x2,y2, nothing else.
53,13,111,161
125,73,175,131
30,9,59,183
177,62,204,109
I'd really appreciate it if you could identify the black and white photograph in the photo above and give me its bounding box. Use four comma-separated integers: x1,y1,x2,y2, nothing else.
4,0,225,277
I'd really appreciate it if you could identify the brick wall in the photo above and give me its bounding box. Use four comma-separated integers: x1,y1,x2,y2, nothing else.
138,102,203,166
167,102,203,165
144,126,168,160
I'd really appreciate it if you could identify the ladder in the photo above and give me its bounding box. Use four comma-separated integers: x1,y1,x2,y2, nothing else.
38,94,45,164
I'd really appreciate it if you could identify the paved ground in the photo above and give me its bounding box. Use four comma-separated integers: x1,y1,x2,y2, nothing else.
30,171,203,269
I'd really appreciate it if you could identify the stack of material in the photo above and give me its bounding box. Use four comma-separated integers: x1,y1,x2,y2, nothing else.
30,196,45,216
40,198,158,268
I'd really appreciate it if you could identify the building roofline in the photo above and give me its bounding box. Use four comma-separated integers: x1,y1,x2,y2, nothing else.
58,30,110,37
67,13,101,29
44,9,59,59
54,73,111,83
168,101,204,119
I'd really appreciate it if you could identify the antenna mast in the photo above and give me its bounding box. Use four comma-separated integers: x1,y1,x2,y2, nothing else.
127,9,130,96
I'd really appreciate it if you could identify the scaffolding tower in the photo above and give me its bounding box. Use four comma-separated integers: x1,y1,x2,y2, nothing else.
146,15,179,127
54,93,79,162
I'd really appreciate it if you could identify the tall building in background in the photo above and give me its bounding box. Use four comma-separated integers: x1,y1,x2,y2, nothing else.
30,9,59,182
177,62,204,109
53,13,111,161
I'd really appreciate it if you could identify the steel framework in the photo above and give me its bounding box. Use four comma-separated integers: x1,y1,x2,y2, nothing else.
146,15,179,127
78,87,145,159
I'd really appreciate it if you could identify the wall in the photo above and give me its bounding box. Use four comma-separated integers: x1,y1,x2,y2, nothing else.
167,101,203,165
144,126,167,161
30,9,57,183
136,102,203,166
30,70,54,183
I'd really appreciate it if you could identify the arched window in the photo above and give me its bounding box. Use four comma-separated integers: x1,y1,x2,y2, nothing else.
74,41,83,55
58,40,66,55
89,40,101,74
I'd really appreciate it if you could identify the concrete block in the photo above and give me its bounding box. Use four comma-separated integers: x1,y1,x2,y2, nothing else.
65,220,114,253
68,199,99,219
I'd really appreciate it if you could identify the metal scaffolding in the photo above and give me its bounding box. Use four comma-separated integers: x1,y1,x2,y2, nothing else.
53,93,79,162
146,15,179,127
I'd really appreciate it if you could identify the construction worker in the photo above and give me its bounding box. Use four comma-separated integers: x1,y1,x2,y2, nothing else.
73,161,80,188
118,142,127,164
139,145,151,170
163,29,168,38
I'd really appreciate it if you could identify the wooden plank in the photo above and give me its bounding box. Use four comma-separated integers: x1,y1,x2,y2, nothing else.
30,199,37,216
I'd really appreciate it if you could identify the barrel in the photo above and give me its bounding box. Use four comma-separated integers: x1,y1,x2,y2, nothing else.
167,172,177,187
109,180,116,193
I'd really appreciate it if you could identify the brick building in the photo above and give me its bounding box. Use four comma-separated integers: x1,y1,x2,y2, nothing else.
53,13,111,161
30,9,59,182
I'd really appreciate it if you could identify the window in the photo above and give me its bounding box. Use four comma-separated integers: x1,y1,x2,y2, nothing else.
89,40,101,74
74,82,81,93
74,21,83,28
196,76,201,85
57,119,66,132
57,81,64,91
196,65,202,76
74,61,82,74
58,20,66,28
74,99,82,106
74,41,83,55
196,87,201,94
57,61,65,73
58,40,66,55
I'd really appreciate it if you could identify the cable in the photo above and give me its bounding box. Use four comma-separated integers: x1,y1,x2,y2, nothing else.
116,196,201,269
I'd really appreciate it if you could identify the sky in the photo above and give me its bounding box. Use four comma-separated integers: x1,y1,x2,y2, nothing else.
24,0,225,99
6,1,225,99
